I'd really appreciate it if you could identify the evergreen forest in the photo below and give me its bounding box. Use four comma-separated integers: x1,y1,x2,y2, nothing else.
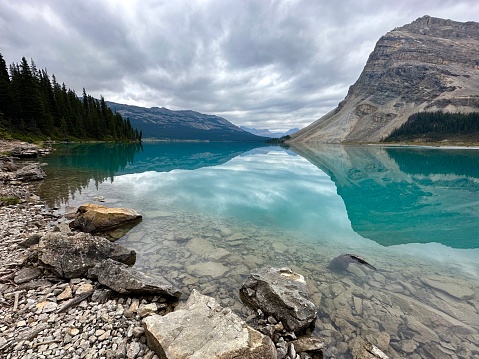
383,111,479,143
0,53,141,142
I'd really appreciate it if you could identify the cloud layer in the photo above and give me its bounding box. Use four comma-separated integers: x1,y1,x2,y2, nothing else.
1,0,478,130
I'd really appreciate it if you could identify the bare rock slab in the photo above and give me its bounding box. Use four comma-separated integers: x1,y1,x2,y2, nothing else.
88,258,182,299
421,275,476,300
69,203,142,234
38,232,136,278
143,289,276,359
240,267,317,333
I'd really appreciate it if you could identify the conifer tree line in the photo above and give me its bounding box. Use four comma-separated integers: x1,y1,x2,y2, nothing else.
0,53,141,142
383,111,479,142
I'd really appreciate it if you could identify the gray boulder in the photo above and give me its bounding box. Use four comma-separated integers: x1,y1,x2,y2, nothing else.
69,203,142,235
38,232,136,278
240,267,317,333
11,144,39,158
88,258,182,299
0,156,17,171
15,163,46,181
143,289,276,359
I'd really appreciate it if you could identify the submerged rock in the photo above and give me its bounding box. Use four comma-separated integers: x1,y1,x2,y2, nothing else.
351,337,390,359
38,232,136,278
240,267,317,333
88,258,182,299
328,253,377,272
143,289,276,359
290,337,325,354
421,275,476,300
69,203,142,235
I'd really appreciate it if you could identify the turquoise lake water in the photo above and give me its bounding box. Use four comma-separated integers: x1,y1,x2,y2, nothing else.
38,142,479,358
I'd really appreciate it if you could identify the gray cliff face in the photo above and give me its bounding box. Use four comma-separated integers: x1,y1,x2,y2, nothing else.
291,16,479,143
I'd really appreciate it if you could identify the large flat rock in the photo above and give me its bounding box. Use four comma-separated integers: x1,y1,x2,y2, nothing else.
143,290,276,359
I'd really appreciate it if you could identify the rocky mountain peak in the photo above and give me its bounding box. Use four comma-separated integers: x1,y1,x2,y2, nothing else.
290,16,479,143
398,15,479,37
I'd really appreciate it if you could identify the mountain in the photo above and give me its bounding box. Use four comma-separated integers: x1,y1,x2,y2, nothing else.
106,102,266,142
284,128,300,136
240,126,299,138
290,16,479,143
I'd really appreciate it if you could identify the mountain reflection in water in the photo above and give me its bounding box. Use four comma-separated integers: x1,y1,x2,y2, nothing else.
291,144,479,248
39,142,479,249
37,142,267,207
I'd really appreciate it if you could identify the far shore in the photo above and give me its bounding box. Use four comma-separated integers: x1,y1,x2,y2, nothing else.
286,139,479,149
366,142,479,149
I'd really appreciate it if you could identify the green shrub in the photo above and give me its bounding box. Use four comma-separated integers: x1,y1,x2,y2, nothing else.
0,196,21,206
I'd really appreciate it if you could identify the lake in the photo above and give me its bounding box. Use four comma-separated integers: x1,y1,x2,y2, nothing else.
37,142,479,358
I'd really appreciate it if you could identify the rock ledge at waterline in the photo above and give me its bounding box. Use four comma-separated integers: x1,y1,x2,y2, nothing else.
69,203,142,234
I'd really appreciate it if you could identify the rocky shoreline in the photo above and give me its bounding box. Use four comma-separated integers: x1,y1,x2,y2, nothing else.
0,141,164,358
0,141,337,359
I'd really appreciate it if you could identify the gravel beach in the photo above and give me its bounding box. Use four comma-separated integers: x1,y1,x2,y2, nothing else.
0,141,163,359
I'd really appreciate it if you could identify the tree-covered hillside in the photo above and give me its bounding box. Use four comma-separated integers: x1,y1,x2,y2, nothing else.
0,54,141,142
383,111,479,143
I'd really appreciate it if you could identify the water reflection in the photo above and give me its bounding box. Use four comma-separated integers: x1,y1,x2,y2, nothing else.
37,142,143,206
38,142,267,207
291,144,479,249
109,147,352,242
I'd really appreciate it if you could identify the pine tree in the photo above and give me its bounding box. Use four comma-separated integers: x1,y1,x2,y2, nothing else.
0,53,11,122
0,53,141,142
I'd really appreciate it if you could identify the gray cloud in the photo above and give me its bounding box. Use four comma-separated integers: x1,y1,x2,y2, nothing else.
1,0,479,131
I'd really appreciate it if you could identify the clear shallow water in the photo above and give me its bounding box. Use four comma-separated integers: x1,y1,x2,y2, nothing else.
38,142,479,358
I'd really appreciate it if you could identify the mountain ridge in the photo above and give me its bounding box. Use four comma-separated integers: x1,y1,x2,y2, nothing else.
289,15,479,143
106,102,266,142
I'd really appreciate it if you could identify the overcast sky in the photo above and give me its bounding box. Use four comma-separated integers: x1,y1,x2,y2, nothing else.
2,0,479,131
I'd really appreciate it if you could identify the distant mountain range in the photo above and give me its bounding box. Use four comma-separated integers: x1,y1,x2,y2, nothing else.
106,102,266,142
240,126,299,138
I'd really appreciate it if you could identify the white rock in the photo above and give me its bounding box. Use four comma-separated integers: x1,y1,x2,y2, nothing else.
143,290,276,359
